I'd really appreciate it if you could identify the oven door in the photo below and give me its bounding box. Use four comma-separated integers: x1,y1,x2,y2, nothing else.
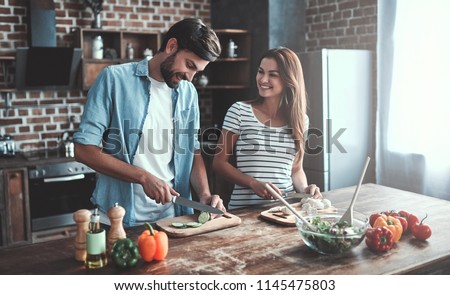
28,172,97,231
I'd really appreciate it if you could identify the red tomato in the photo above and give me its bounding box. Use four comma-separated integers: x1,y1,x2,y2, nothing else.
411,214,432,240
412,224,432,240
407,213,420,232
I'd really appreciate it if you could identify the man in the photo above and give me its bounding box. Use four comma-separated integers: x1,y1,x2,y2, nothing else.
73,18,226,227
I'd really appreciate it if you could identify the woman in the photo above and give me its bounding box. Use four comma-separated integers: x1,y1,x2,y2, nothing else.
212,47,322,209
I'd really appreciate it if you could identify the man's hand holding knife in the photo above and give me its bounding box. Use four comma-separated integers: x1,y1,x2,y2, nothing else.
142,173,226,218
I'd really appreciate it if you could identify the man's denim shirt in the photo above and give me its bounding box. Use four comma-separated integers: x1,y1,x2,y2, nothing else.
73,59,200,227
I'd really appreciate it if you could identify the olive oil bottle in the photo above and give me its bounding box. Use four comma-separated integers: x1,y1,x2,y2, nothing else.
85,208,108,269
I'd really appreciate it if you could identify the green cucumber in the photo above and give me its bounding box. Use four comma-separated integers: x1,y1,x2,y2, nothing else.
171,212,211,229
186,222,203,228
198,211,211,224
171,222,187,228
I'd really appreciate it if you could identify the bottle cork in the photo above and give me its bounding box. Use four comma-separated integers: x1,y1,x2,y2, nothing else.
73,209,91,262
107,203,126,253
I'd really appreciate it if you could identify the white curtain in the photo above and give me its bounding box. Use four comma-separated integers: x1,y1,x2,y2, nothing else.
377,0,450,200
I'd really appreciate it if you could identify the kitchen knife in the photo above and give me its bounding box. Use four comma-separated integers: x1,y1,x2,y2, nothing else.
172,196,224,215
284,191,310,199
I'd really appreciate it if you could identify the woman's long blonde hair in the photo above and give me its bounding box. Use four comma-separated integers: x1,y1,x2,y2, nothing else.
254,47,308,165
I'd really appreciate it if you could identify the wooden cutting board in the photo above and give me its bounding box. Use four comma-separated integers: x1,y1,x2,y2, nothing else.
260,202,337,226
156,213,241,237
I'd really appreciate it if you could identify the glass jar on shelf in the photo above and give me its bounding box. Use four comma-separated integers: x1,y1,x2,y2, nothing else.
126,43,134,60
92,35,104,59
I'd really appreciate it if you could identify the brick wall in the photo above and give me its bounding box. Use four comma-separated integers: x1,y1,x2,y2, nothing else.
1,0,377,153
0,0,211,151
305,0,377,51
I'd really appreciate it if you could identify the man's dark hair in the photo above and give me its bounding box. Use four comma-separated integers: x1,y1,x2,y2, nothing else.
159,18,221,62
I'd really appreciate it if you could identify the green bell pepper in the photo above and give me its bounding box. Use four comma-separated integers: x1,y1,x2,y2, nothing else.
111,238,140,268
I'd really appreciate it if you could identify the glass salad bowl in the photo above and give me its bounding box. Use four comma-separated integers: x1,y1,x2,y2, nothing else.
295,209,369,255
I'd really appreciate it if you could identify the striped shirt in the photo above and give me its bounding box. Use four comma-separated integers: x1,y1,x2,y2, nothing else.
222,101,308,209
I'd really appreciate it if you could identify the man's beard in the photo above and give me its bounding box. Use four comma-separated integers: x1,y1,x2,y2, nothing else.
160,51,186,88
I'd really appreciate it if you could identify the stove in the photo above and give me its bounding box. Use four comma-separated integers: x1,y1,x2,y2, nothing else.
24,149,97,233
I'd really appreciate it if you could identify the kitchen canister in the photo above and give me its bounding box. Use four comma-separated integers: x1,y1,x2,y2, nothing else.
143,48,153,59
197,74,209,87
126,43,134,60
227,39,238,58
92,35,104,59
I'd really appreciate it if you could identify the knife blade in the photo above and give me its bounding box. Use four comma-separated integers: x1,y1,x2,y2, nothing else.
172,196,224,215
284,191,310,199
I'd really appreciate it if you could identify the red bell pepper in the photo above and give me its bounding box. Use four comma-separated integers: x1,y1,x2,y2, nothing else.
373,215,403,242
365,226,394,252
395,216,408,233
369,213,383,227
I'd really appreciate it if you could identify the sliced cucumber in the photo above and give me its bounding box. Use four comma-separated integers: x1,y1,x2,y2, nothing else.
186,222,203,228
198,211,211,224
171,222,187,228
171,212,211,229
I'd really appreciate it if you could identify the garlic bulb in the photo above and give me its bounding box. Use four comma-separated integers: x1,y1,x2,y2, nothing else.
300,198,332,212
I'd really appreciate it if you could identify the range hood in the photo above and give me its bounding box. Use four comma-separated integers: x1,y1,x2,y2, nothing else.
14,0,82,90
15,47,82,91
28,0,57,47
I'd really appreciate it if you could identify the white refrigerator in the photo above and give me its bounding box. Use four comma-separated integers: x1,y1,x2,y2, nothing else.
297,49,372,192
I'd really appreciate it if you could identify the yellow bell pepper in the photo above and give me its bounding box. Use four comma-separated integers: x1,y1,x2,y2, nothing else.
373,215,403,242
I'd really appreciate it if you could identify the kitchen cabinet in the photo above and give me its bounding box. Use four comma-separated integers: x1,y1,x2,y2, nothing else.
200,29,251,90
0,55,15,110
198,29,251,129
0,168,31,248
73,28,160,90
211,0,306,99
197,30,251,206
0,55,15,92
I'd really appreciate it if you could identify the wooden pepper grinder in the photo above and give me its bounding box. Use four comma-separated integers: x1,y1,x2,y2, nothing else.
73,209,91,262
107,203,126,253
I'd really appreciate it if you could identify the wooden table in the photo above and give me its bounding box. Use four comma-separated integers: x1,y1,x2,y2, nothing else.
0,183,449,275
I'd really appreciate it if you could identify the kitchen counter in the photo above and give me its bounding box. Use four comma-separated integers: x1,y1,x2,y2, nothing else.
0,149,76,169
0,183,449,275
1,142,217,169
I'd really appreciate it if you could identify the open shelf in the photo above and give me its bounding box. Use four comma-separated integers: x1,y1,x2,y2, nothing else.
195,29,251,128
0,55,15,93
74,28,160,90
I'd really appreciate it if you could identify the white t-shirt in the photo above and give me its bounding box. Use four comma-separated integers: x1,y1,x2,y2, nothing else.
222,101,308,210
132,76,175,223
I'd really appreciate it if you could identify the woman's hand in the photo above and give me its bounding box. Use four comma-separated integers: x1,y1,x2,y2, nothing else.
199,194,226,219
304,184,322,199
250,180,282,200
